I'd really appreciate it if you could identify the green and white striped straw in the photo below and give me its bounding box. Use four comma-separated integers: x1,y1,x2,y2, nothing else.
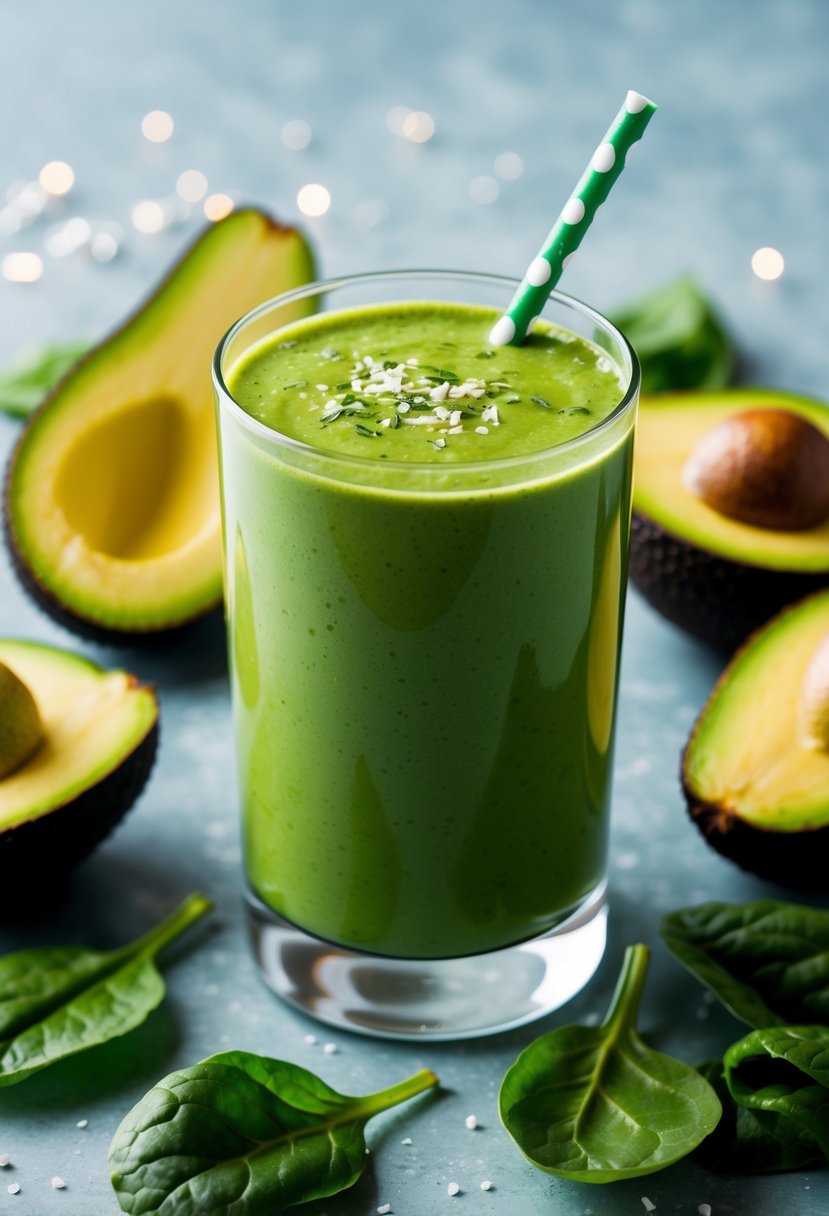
489,90,658,347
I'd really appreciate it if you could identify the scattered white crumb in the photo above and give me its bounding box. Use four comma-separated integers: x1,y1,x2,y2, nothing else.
0,1156,10,1168
400,1137,413,1145
480,1180,493,1190
76,1119,88,1129
304,1034,317,1045
51,1177,66,1190
8,1183,20,1195
464,1115,478,1130
698,1206,712,1216
447,1182,461,1196
323,1043,338,1054
642,1200,656,1213
475,425,489,435
377,1205,392,1215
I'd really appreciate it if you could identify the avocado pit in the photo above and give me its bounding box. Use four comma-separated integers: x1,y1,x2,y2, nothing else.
682,407,829,531
0,640,158,889
0,660,43,779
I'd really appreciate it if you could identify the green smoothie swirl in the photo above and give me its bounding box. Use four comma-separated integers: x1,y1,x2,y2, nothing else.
229,301,625,461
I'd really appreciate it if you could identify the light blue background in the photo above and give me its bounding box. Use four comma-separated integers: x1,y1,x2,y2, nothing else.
0,1,827,1212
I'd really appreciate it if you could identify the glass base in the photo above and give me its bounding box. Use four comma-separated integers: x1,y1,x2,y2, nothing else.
245,883,607,1040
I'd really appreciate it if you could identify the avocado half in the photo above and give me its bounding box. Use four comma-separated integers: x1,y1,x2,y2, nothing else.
630,389,829,653
0,640,157,881
4,208,314,639
682,590,829,887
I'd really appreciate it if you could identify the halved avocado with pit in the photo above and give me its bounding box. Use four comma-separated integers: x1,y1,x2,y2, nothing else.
683,590,829,886
4,208,314,638
630,389,829,652
0,640,158,882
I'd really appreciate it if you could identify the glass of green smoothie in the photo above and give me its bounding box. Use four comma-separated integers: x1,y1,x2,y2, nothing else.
213,270,639,1039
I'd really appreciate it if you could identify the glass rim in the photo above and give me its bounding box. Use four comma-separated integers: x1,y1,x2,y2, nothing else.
212,268,640,476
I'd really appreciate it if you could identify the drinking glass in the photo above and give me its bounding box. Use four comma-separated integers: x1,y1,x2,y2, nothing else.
213,270,639,1039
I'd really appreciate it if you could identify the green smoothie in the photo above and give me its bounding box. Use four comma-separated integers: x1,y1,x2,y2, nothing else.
220,300,633,959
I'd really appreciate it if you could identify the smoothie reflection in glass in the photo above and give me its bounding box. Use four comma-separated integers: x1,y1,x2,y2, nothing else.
213,271,638,1039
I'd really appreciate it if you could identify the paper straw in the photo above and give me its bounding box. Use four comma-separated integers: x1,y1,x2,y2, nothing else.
489,90,658,347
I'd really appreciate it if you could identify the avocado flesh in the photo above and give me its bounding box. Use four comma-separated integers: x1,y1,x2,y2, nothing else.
635,389,829,571
685,592,829,840
5,209,314,635
0,640,157,832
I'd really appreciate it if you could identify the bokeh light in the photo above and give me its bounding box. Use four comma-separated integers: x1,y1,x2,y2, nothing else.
751,246,784,281
203,193,234,221
39,161,75,196
141,110,174,143
2,252,43,282
281,119,312,151
176,170,208,202
494,151,524,181
469,176,499,205
297,183,331,217
131,200,166,233
402,111,435,143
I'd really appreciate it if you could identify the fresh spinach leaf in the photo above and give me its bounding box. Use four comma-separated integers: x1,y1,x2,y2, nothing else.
610,277,734,393
695,1059,824,1174
724,1025,829,1158
661,900,829,1029
0,892,211,1086
0,340,89,418
109,1050,438,1215
499,944,721,1183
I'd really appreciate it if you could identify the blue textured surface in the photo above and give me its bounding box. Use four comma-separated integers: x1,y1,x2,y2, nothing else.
0,1,827,1212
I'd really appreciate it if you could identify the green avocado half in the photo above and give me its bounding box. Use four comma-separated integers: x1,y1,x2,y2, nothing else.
630,389,829,652
0,640,157,885
4,208,314,640
683,590,829,887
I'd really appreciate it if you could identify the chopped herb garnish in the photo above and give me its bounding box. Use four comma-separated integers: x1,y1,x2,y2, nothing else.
476,350,495,359
340,394,357,406
320,409,344,426
558,406,591,416
355,422,381,438
490,381,513,389
420,367,460,383
389,412,401,429
282,380,308,390
430,438,447,450
531,396,552,409
382,360,399,371
335,381,353,390
506,394,520,404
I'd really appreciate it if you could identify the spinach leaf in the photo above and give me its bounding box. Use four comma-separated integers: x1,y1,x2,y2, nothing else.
0,892,211,1086
610,277,734,393
499,944,721,1183
661,900,829,1029
695,1059,824,1174
724,1025,829,1158
0,340,89,418
109,1051,438,1215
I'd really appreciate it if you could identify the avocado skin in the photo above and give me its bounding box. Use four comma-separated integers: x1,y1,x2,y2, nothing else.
682,759,828,890
630,511,829,654
0,718,157,895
